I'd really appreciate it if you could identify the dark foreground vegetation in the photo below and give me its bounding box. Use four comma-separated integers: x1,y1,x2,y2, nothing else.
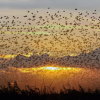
0,81,100,100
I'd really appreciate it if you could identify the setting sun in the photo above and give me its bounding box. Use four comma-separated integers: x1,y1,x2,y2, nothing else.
41,66,60,70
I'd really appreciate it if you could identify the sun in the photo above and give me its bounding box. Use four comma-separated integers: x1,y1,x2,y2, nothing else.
42,66,60,70
40,66,76,71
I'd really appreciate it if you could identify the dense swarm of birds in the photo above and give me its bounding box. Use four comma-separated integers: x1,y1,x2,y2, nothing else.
0,8,100,68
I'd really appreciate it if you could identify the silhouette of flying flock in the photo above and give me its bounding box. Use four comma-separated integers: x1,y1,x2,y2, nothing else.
0,8,100,68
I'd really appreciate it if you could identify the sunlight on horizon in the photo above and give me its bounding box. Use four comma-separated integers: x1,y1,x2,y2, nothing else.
16,66,82,73
0,67,100,92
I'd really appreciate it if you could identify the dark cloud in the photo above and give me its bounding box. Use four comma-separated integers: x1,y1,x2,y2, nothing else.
1,48,100,68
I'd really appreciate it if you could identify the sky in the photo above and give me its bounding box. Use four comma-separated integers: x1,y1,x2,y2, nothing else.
0,0,100,10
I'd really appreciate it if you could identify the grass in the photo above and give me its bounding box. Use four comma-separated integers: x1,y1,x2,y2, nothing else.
0,81,100,100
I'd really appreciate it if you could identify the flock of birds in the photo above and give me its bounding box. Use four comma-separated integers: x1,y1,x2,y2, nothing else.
0,8,100,68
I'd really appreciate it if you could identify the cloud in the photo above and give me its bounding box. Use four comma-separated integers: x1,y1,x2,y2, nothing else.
0,47,100,68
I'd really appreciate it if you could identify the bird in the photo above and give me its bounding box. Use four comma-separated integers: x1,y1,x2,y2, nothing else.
0,8,99,68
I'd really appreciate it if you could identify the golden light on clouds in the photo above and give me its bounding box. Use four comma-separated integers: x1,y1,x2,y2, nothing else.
0,55,17,59
17,66,82,73
0,53,33,59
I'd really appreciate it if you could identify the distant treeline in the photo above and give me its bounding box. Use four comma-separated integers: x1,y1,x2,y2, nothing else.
0,81,100,100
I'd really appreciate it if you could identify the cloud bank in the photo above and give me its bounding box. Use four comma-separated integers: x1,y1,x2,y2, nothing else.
0,47,100,68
